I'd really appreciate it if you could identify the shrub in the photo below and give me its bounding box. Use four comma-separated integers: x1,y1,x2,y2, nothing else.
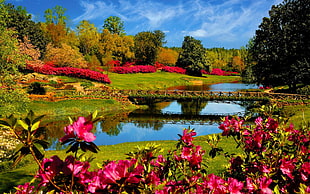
2,109,309,193
161,66,186,74
27,82,46,95
297,85,310,95
44,43,88,68
26,63,111,84
112,65,156,74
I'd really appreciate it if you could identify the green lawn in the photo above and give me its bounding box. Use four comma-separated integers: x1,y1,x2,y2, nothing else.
108,72,241,90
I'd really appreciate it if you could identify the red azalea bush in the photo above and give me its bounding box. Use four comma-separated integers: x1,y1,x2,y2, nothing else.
112,65,156,74
204,68,240,76
26,63,111,84
2,108,309,193
161,66,186,74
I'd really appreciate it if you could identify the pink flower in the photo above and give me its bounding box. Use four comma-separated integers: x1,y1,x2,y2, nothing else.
228,178,243,194
60,117,96,143
16,182,34,194
280,158,296,179
206,174,226,193
259,177,273,194
181,128,196,146
266,117,278,132
301,162,310,181
246,178,255,192
219,116,244,136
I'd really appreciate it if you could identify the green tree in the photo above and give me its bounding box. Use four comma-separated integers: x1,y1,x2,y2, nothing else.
248,0,310,90
176,36,209,76
77,20,100,55
98,29,134,64
2,2,47,56
44,5,67,25
0,27,28,86
103,16,125,36
134,30,166,65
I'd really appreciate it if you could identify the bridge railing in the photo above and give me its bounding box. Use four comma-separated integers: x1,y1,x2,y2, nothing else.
86,89,309,101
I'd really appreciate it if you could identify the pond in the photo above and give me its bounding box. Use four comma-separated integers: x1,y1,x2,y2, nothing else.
48,83,260,150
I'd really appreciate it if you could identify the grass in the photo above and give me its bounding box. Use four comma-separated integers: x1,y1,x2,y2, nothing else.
27,99,139,118
0,134,241,193
282,104,310,127
107,72,241,90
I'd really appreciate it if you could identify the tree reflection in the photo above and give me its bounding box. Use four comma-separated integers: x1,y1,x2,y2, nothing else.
177,99,208,115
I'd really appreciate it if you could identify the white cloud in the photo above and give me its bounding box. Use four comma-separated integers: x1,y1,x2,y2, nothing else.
72,0,279,47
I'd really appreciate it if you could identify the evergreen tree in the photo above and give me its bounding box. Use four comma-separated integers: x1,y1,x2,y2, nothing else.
176,36,209,76
249,0,310,90
103,16,125,36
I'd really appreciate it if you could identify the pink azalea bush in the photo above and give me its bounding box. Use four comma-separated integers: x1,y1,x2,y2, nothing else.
26,63,111,84
161,66,186,74
112,65,156,74
202,68,239,76
8,110,310,193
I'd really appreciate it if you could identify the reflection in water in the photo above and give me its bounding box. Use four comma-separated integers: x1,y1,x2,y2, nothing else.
177,100,208,115
48,83,261,149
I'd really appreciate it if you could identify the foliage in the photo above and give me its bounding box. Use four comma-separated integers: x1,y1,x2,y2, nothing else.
134,30,166,65
18,37,41,61
44,5,68,25
112,65,156,74
0,27,28,86
157,47,179,66
297,85,310,95
27,82,46,95
249,0,310,90
103,16,125,36
161,66,186,74
176,36,209,77
98,29,135,64
2,2,48,55
205,47,247,73
44,43,88,68
0,87,30,116
26,63,111,84
77,20,100,56
4,110,309,193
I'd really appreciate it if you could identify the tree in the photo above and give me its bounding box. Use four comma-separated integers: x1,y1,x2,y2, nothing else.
103,16,125,36
3,2,48,56
134,30,166,65
157,47,179,66
98,29,134,65
44,5,67,25
248,0,310,90
176,36,209,76
0,27,28,86
44,43,87,68
77,20,100,56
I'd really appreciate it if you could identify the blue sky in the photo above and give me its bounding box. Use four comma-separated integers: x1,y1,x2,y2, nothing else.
7,0,282,48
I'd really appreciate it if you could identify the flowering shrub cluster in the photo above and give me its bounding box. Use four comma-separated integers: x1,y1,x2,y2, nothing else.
202,68,239,76
26,63,111,84
112,65,156,74
2,108,309,193
161,66,186,74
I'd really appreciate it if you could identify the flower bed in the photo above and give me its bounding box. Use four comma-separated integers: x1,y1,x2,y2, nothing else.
26,64,111,84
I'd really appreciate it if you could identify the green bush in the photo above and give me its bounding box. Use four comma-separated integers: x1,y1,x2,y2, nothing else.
297,85,310,95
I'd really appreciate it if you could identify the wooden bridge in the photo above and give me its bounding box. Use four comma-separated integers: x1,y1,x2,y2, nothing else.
104,90,309,104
